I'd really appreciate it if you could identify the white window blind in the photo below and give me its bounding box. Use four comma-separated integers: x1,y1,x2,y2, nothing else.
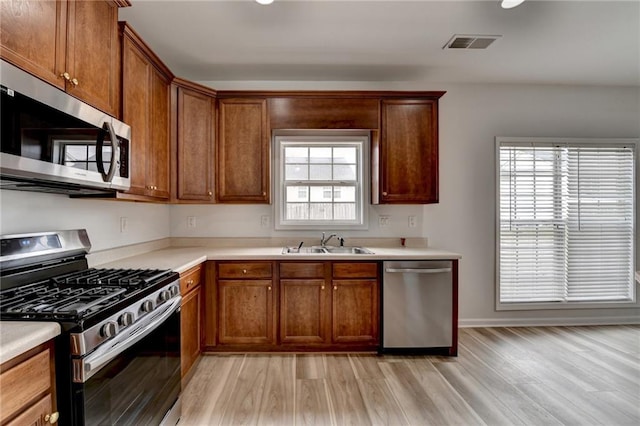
498,140,635,305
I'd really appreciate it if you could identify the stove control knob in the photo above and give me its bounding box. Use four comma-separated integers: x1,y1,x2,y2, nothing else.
169,285,179,297
101,321,118,339
118,312,134,327
141,300,155,313
158,290,171,303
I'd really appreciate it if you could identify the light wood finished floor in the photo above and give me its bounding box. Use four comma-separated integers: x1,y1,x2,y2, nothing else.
181,325,640,425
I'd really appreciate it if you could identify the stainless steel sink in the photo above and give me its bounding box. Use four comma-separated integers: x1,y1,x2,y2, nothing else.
282,246,373,254
323,246,374,254
282,246,327,254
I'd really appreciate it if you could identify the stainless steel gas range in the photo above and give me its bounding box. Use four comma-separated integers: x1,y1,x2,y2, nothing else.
0,230,182,426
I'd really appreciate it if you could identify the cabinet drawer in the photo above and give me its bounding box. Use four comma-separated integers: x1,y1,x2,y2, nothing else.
218,262,273,279
0,349,51,423
332,262,378,278
180,265,202,295
280,262,325,279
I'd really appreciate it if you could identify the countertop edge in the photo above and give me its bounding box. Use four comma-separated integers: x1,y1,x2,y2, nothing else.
0,322,61,365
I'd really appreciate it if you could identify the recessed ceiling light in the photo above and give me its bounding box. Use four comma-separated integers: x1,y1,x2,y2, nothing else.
256,0,275,5
501,0,526,9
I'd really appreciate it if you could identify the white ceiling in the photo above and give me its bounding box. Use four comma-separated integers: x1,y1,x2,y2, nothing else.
119,0,640,86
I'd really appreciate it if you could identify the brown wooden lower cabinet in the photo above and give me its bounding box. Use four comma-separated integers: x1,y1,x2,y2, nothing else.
205,260,379,351
180,265,203,381
0,341,57,425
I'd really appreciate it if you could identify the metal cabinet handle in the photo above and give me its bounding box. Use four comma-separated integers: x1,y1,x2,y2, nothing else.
242,269,247,274
268,286,272,291
60,72,70,81
333,285,337,290
208,191,213,196
321,285,325,290
384,268,452,274
187,279,194,285
70,78,79,87
45,412,59,424
382,191,388,196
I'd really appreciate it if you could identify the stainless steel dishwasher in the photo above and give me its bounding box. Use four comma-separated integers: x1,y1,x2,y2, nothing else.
382,260,456,355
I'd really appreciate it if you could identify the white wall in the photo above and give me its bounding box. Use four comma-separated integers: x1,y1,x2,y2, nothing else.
0,190,170,252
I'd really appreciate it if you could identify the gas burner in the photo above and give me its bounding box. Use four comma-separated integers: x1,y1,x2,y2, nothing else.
51,268,175,288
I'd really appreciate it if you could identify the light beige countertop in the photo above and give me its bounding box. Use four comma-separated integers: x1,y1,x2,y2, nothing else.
94,246,462,273
0,321,60,365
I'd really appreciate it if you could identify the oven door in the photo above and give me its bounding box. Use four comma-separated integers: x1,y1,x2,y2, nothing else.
72,298,181,426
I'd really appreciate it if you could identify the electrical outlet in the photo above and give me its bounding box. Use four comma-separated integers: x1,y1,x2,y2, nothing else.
379,215,390,228
408,215,417,228
260,215,270,228
187,216,196,228
120,217,128,234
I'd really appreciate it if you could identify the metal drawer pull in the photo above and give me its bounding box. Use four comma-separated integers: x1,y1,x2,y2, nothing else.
385,268,451,274
243,269,247,274
45,412,59,424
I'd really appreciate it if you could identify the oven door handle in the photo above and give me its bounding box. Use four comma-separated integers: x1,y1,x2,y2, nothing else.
76,297,181,383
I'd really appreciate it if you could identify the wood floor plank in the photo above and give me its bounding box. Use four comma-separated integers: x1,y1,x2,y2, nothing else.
356,378,409,426
325,376,371,425
218,354,269,425
295,379,334,426
379,360,450,425
257,355,295,426
405,357,486,425
296,354,326,379
181,355,245,426
349,354,385,379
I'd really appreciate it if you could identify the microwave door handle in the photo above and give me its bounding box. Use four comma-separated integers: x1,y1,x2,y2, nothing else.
96,121,119,182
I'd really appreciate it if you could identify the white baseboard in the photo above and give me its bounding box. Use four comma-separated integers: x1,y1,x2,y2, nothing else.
459,315,640,328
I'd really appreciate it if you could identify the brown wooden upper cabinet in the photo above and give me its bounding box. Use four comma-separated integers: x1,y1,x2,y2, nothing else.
173,79,216,202
0,0,125,117
119,23,172,201
376,97,444,204
216,97,270,203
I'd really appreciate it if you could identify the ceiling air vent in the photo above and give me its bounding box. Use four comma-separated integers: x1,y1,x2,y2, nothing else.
443,34,501,50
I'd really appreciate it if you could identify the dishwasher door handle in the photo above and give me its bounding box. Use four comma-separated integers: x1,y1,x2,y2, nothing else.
385,267,452,274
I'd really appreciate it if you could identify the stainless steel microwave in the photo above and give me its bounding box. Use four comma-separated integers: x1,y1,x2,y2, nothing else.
0,60,130,196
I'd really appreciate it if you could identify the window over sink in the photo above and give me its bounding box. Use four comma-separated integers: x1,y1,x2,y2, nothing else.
274,131,369,230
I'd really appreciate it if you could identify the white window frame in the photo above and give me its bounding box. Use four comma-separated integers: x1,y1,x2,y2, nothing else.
273,131,369,230
496,137,638,311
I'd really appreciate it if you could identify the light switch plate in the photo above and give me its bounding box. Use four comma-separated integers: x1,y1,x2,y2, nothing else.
187,216,196,228
379,216,390,228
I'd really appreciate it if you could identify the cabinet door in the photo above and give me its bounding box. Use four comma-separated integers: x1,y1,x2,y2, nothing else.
121,36,150,197
0,0,67,90
181,285,201,379
147,68,170,199
331,279,379,344
66,0,119,116
217,98,269,203
218,280,275,345
5,394,53,426
177,87,215,201
379,99,439,203
280,279,329,344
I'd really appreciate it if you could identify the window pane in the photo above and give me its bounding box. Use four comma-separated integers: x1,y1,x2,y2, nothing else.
286,186,308,202
285,165,308,180
334,186,355,202
309,203,332,220
286,203,309,220
333,165,356,181
334,203,356,220
65,145,86,161
310,165,331,180
285,147,308,163
334,147,356,164
310,186,332,202
310,147,331,164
